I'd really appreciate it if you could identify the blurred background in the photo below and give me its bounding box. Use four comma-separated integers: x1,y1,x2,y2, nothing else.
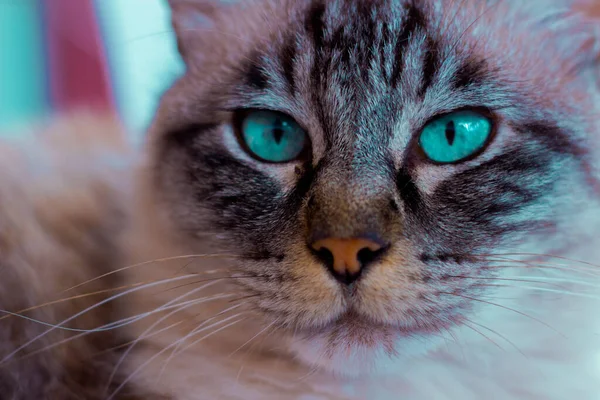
0,0,184,143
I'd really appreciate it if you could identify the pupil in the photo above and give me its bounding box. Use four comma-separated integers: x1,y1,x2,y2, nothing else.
445,121,456,146
272,128,284,143
272,119,284,144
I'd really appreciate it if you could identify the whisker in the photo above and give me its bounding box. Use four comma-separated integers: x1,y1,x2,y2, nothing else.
108,301,196,391
439,0,469,40
106,280,229,390
4,294,232,367
19,320,186,366
0,274,199,364
477,254,600,273
6,281,255,363
227,319,278,358
241,318,279,360
234,365,245,390
108,315,246,400
296,360,323,382
446,275,569,290
169,259,205,278
445,1,500,63
463,318,528,358
166,305,251,360
440,326,465,358
63,254,237,293
0,280,155,323
462,321,503,350
234,321,283,391
480,259,600,278
97,294,229,332
14,298,215,365
440,292,565,337
94,321,185,357
476,284,600,301
497,275,600,289
174,314,248,360
156,275,264,295
157,303,245,380
0,311,98,333
482,253,600,268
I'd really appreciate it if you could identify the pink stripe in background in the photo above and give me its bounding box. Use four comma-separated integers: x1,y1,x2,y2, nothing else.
44,0,115,113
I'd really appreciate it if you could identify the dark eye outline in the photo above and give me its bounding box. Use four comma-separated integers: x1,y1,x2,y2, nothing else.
413,107,498,166
232,109,312,164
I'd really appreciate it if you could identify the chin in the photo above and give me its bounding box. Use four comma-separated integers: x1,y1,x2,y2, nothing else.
285,315,448,378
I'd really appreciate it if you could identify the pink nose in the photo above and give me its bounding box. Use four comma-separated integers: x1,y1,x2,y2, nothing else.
311,237,385,284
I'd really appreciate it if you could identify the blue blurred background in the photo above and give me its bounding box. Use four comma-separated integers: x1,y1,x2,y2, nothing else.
0,0,184,142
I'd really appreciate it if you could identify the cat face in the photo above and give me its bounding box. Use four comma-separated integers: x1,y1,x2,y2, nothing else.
148,0,600,374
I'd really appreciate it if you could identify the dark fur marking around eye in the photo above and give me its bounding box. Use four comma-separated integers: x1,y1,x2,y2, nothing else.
285,163,317,214
453,57,489,90
511,121,582,157
165,129,285,249
418,36,439,97
279,35,297,94
396,167,423,213
432,148,549,244
401,145,561,256
195,152,284,243
391,3,426,88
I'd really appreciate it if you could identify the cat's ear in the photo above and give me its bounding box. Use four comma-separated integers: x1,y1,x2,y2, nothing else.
167,0,242,66
167,0,286,70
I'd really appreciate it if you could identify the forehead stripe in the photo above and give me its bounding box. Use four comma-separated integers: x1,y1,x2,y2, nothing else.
391,2,427,88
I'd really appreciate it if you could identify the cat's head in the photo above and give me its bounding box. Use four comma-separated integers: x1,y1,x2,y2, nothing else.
146,0,600,375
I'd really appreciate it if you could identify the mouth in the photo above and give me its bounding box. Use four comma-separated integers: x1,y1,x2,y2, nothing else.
296,311,418,338
293,306,462,345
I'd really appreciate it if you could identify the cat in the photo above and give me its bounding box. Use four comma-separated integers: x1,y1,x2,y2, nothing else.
1,0,600,399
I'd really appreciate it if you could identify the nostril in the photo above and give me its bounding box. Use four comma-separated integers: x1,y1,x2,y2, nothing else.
314,246,334,269
356,245,387,267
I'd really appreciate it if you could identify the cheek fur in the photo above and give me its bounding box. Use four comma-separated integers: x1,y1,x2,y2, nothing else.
352,241,423,323
237,241,346,328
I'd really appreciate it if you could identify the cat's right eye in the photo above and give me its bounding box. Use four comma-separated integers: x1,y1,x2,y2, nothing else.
234,110,308,163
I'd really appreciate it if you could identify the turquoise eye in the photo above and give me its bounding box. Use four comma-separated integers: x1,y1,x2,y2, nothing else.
418,110,493,163
239,110,307,163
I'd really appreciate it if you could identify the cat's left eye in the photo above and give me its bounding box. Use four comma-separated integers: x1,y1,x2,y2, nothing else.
235,110,308,163
418,110,493,164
